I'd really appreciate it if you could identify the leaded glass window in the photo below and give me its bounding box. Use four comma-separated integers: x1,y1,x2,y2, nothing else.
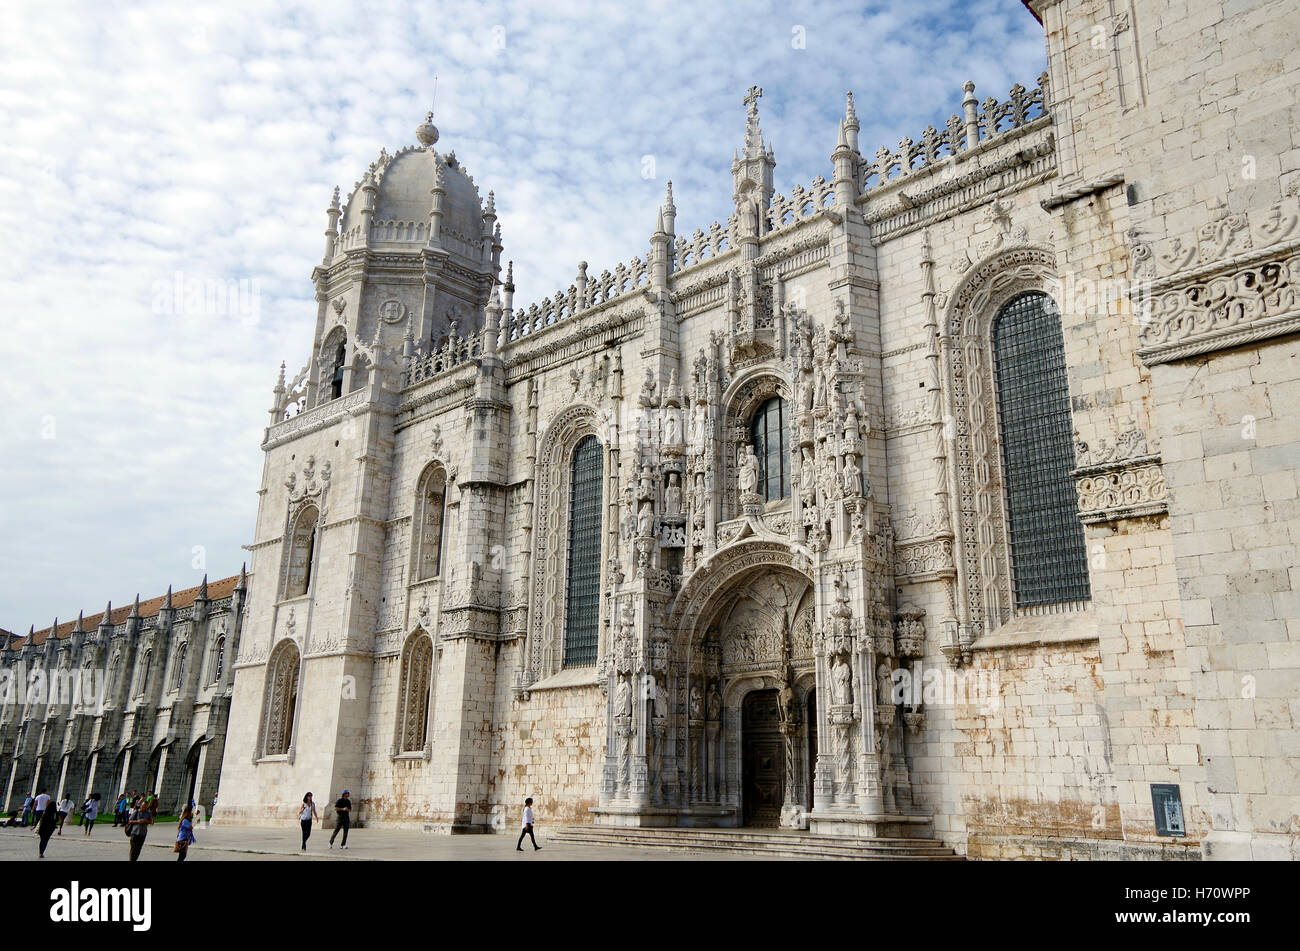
564,435,602,667
992,292,1091,608
750,397,789,501
173,643,187,691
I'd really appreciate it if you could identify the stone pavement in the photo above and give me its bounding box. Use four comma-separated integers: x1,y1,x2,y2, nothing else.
0,821,781,862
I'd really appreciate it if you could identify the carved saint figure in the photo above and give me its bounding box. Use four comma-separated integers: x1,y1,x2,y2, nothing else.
637,502,655,538
689,683,704,720
662,407,682,447
706,682,722,720
614,675,633,718
877,662,894,706
664,473,682,514
739,445,759,495
829,654,853,707
651,676,669,721
776,675,795,724
691,403,707,448
842,456,862,497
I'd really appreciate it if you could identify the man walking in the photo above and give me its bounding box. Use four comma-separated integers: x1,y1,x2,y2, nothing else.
328,789,352,850
31,789,51,833
516,797,541,852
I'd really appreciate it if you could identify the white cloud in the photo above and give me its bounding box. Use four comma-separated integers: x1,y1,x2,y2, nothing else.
0,0,1044,628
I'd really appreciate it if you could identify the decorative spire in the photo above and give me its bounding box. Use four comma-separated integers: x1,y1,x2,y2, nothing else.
75,610,85,634
163,585,173,610
129,593,140,618
102,600,113,627
236,563,248,590
664,180,675,211
484,190,496,216
198,574,209,601
415,110,439,147
329,185,340,210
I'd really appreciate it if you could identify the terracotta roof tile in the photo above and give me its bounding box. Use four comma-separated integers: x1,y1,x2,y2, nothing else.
7,574,247,649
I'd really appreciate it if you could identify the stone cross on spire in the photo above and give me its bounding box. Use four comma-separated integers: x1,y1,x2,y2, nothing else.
744,85,762,115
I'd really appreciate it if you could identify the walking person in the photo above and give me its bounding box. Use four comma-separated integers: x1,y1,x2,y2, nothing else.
174,806,197,862
328,789,352,850
56,796,74,834
82,794,101,836
37,799,59,858
515,797,541,852
298,792,319,850
125,797,152,862
31,789,51,833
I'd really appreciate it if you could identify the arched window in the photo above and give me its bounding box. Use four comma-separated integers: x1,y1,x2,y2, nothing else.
992,292,1090,608
136,650,152,698
211,636,225,684
396,631,433,753
172,642,187,691
263,640,300,756
285,505,319,598
329,338,347,400
750,396,789,501
563,435,603,667
415,466,447,581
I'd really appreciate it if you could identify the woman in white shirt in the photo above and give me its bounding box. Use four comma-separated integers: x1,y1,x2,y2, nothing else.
298,792,320,850
515,797,541,852
56,797,75,834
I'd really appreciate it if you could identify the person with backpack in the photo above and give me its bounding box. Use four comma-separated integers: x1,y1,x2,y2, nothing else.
125,796,153,862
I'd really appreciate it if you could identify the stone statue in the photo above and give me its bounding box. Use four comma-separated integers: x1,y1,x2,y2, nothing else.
637,502,654,538
652,677,668,721
691,402,707,447
614,675,632,718
842,456,862,497
877,662,894,706
689,683,703,719
830,654,853,707
663,406,682,446
739,445,759,495
776,675,795,724
706,682,722,720
665,473,682,514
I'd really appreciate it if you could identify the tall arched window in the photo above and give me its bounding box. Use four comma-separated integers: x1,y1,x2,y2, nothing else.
285,505,319,598
172,642,187,692
136,650,152,698
263,640,300,756
211,636,225,684
415,466,447,581
396,631,433,753
992,292,1090,608
750,396,789,501
563,435,602,667
329,339,347,400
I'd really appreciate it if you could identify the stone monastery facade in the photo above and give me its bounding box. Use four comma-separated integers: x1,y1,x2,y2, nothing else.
8,0,1287,861
0,574,247,815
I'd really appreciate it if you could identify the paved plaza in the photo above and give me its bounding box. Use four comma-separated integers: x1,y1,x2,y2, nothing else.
0,821,777,862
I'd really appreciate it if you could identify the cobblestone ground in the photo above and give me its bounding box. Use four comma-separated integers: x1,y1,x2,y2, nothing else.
0,822,777,862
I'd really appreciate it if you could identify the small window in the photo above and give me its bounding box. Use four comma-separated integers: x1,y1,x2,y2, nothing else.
212,637,226,684
750,396,789,501
416,467,447,581
173,643,187,691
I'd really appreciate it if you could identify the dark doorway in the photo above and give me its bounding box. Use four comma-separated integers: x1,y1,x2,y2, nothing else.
183,743,202,810
742,689,784,827
806,690,817,813
144,746,161,796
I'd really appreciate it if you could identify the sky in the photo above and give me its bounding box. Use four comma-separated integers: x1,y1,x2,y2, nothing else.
0,0,1045,632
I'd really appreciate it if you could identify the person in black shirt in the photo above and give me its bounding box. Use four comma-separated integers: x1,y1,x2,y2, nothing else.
329,790,352,849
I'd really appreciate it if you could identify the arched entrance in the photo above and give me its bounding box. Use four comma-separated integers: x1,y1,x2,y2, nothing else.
668,540,819,829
